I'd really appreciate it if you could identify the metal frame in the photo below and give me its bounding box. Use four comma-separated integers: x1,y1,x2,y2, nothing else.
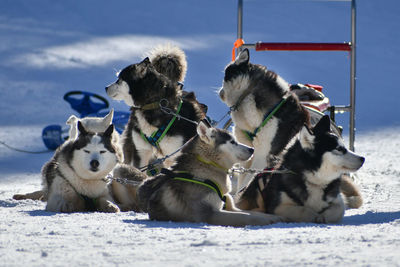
236,0,357,151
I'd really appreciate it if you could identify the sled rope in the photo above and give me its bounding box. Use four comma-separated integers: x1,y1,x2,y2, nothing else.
0,140,51,154
228,166,296,176
159,99,199,125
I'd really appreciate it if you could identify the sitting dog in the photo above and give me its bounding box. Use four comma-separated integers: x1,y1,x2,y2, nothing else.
105,45,205,170
236,115,365,223
137,120,283,227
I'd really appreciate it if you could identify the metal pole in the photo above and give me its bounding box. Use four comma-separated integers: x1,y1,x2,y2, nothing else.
349,0,356,151
237,0,243,54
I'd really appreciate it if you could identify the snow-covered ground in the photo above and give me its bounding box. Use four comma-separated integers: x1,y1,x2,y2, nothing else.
1,0,399,266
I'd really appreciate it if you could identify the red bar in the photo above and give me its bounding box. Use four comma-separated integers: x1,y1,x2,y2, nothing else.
255,42,352,52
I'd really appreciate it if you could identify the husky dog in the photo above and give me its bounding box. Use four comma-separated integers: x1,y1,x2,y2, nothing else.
13,110,120,201
43,122,121,213
105,45,205,170
218,49,363,208
137,120,283,227
219,49,309,189
236,116,365,223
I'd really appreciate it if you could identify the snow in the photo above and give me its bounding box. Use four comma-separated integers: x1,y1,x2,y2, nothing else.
1,0,400,266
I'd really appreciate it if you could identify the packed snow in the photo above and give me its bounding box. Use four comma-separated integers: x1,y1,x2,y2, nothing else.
1,0,399,266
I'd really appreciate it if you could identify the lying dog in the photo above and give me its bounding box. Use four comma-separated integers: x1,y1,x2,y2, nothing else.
137,120,283,227
44,122,120,213
236,115,365,223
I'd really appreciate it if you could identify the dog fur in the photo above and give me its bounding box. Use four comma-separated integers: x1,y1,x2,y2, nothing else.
236,115,365,223
137,120,283,227
106,45,205,170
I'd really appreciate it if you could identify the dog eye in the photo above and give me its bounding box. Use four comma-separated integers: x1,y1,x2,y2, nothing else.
83,150,90,154
230,140,235,145
335,146,347,153
100,150,107,154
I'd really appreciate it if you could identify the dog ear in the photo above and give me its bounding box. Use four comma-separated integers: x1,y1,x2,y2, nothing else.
104,124,114,137
299,124,315,149
235,48,249,65
104,108,114,126
77,121,88,136
313,115,331,135
136,57,151,77
197,121,212,144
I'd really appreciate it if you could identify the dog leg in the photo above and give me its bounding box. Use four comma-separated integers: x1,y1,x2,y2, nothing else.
274,204,320,223
341,173,363,209
13,190,46,201
316,198,345,224
96,196,120,213
207,209,283,227
46,178,85,213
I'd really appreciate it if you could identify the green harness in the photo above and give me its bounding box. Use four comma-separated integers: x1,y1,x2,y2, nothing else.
243,97,287,141
140,99,183,148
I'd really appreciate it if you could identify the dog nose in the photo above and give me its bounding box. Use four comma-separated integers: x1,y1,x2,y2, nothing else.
219,89,225,100
105,86,109,92
248,147,254,155
90,160,99,170
359,157,365,165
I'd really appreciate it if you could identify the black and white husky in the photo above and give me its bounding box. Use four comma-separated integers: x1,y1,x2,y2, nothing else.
237,115,365,223
43,122,121,213
137,120,283,227
105,45,205,170
219,49,363,208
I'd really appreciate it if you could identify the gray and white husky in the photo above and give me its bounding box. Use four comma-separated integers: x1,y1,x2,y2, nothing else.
43,122,121,213
137,120,283,227
105,45,205,170
13,110,121,202
219,49,363,208
236,115,365,223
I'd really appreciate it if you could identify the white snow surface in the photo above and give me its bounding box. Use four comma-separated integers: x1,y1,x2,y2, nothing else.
1,0,400,266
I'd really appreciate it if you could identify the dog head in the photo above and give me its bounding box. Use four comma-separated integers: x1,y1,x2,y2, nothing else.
196,120,254,169
69,122,119,180
105,57,178,108
218,48,289,111
299,115,365,183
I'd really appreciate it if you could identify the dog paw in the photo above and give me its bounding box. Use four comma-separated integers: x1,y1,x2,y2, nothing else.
100,201,120,213
315,214,326,224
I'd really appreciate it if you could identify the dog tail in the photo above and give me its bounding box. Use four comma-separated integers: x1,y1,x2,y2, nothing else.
147,44,187,84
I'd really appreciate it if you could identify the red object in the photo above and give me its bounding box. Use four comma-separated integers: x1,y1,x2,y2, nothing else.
255,42,352,52
305,84,323,92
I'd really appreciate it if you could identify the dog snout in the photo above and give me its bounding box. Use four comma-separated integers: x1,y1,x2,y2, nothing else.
90,159,100,171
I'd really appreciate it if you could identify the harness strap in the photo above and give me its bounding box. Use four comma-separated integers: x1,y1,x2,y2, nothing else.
161,168,227,204
243,97,288,141
195,155,229,173
141,99,183,148
140,101,160,111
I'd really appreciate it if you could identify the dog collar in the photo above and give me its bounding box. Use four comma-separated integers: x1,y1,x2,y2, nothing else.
161,168,227,204
229,87,254,112
242,97,288,141
196,155,229,173
140,99,183,148
140,101,160,111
